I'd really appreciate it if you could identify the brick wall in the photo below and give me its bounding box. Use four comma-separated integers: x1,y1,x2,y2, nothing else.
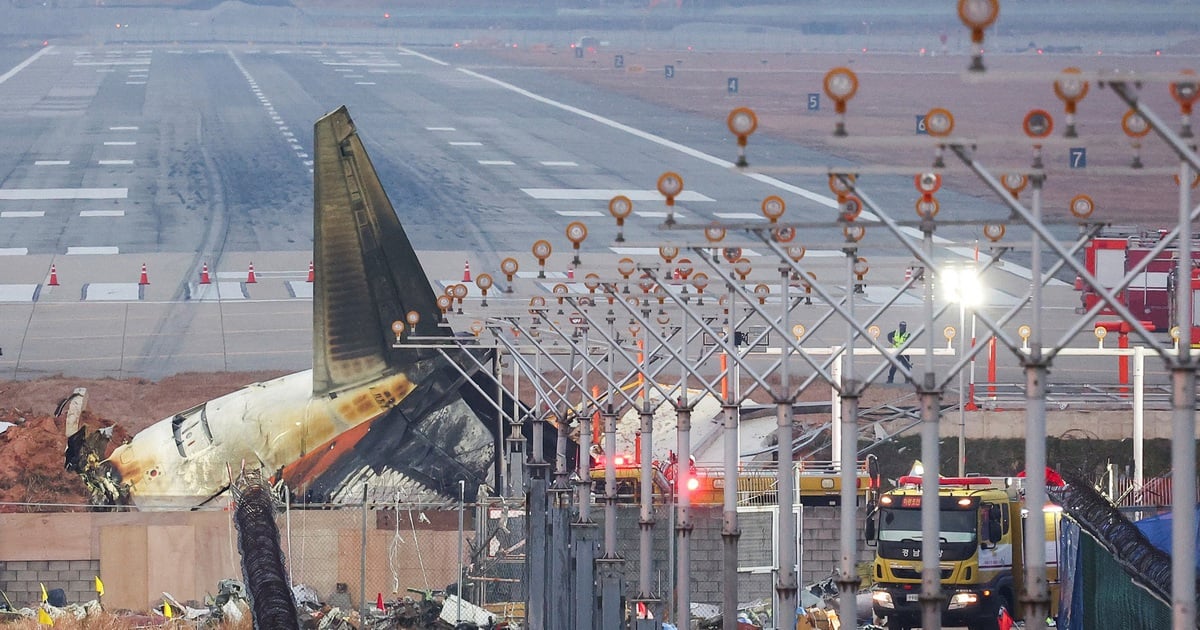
1,559,100,606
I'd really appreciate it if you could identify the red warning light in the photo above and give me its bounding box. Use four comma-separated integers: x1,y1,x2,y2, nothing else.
686,476,700,492
42,40,49,46
383,12,390,18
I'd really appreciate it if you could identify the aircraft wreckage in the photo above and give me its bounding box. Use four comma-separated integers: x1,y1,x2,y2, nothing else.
66,106,516,508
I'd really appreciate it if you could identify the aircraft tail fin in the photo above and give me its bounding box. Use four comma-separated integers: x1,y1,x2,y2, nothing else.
311,106,441,396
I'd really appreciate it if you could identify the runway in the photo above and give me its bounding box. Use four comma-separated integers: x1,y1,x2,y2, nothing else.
0,43,1086,380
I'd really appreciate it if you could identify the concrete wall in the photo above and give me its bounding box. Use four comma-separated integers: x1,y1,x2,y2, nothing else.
939,409,1199,441
0,509,467,612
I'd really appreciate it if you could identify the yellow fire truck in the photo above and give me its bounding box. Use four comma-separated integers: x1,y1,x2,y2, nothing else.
866,474,1062,630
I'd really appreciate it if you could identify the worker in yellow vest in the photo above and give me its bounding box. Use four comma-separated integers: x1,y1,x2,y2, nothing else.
886,321,911,384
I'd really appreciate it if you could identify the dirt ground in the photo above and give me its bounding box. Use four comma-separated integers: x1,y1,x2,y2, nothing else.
4,45,1198,510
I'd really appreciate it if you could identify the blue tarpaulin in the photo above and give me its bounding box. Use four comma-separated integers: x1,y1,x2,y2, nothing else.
1133,507,1200,572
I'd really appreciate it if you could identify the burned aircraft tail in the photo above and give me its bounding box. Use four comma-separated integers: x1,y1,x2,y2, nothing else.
285,106,496,503
311,105,442,396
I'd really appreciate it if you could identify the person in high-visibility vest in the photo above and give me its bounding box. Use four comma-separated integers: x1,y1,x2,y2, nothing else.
886,321,911,383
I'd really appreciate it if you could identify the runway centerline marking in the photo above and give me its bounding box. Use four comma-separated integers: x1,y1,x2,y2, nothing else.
67,246,120,255
34,160,70,166
1,211,45,218
80,210,125,217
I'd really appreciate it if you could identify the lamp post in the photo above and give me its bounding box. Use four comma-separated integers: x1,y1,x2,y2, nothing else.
943,265,983,476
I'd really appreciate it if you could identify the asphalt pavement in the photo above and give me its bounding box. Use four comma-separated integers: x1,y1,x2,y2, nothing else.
0,43,1151,386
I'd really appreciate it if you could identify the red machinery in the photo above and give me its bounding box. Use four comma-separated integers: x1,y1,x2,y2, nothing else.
1076,231,1200,337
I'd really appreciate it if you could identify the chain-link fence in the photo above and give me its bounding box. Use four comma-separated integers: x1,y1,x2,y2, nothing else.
278,494,518,620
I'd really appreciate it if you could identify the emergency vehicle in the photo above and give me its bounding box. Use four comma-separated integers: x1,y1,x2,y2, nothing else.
1077,230,1200,338
866,474,1062,630
589,450,873,507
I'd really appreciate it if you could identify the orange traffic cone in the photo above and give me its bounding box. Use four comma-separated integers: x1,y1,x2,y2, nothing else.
138,263,149,285
48,264,59,286
462,259,471,283
246,262,257,284
567,263,575,280
200,262,211,285
376,593,384,611
306,260,314,283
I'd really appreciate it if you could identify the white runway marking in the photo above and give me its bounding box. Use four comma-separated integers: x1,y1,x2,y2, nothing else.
103,141,136,146
83,283,140,301
0,188,127,200
0,248,28,255
556,210,603,217
34,160,69,166
426,127,455,131
109,126,138,130
287,281,314,299
449,141,483,146
478,160,515,166
354,82,376,85
521,188,713,202
1,211,45,218
125,81,146,85
633,210,686,219
80,210,125,217
0,285,39,302
76,61,150,66
67,246,119,255
98,159,134,165
540,161,578,167
714,212,767,220
188,282,247,301
0,46,53,86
